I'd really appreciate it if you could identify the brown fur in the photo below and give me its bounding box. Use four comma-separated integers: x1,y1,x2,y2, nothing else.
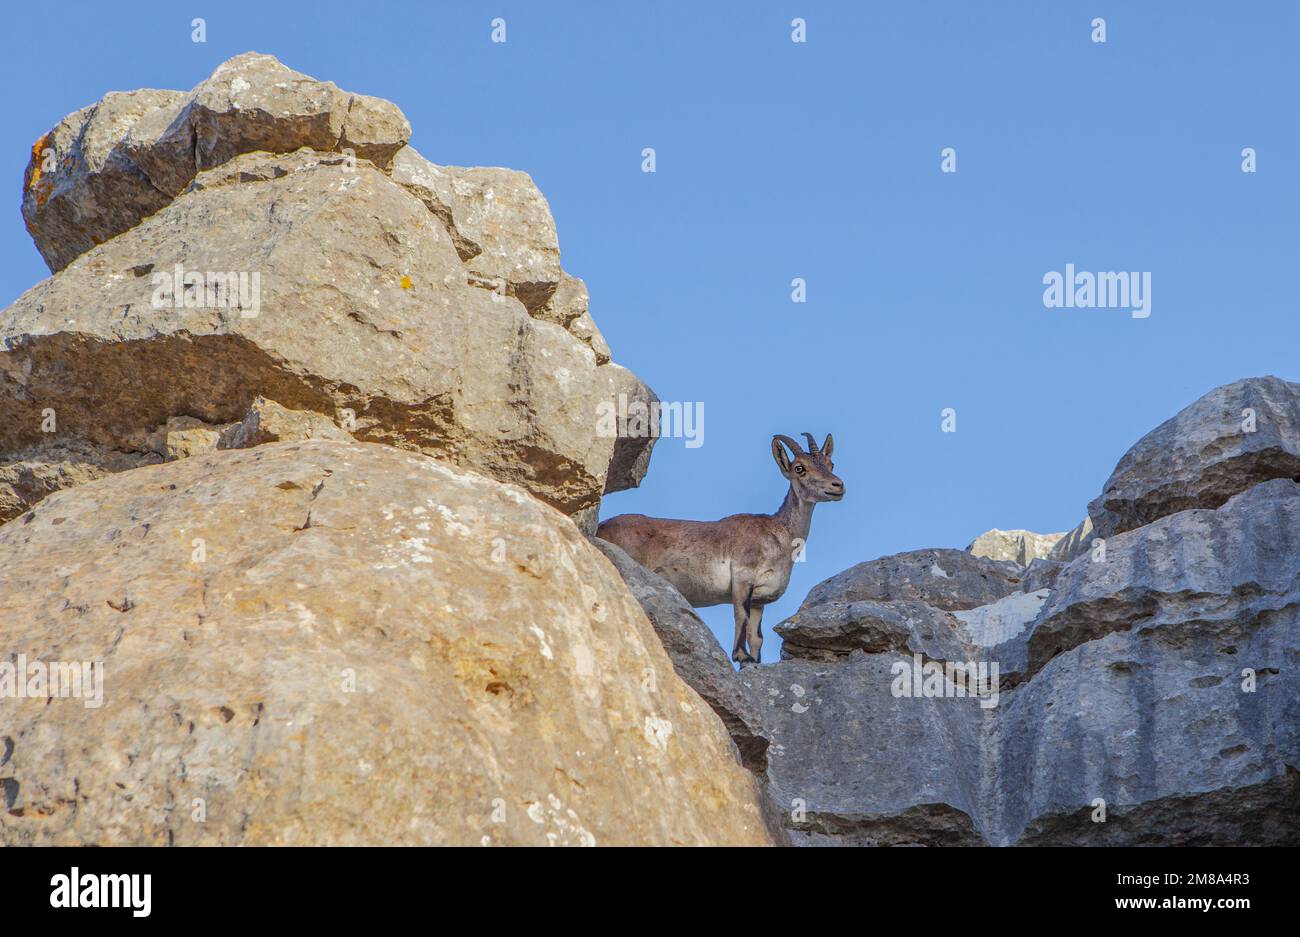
598,432,844,664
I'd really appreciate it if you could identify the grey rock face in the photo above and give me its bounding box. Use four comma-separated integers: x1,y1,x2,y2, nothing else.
1021,557,1064,592
738,656,988,846
1048,517,1095,561
801,548,1023,613
741,471,1300,845
775,599,969,665
1030,478,1300,678
1088,376,1300,538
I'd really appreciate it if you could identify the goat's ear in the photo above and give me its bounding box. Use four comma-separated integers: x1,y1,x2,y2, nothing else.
822,433,835,459
771,437,793,478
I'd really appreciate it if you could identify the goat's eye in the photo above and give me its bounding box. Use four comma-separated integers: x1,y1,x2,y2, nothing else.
794,464,805,475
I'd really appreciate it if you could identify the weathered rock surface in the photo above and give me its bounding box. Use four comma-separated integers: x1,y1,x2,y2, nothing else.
22,53,412,272
967,528,1065,566
1029,478,1300,678
591,541,772,776
1088,376,1300,538
0,441,776,846
738,656,988,846
3,148,618,517
602,364,659,495
391,147,562,315
745,449,1300,845
218,397,353,450
1020,557,1064,592
0,440,158,524
12,53,655,522
776,599,969,665
801,548,1023,613
1048,517,1095,562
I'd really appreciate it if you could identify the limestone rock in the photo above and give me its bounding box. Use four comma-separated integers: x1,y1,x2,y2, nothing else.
0,440,158,525
1030,477,1300,678
1048,517,1095,562
3,149,620,517
747,474,1300,845
147,416,230,461
775,599,969,665
0,441,776,846
22,53,411,273
391,147,561,313
1088,376,1300,538
1002,481,1300,843
592,539,770,773
1021,557,1064,592
801,548,1023,613
602,364,659,494
219,398,352,450
739,656,987,846
967,528,1066,566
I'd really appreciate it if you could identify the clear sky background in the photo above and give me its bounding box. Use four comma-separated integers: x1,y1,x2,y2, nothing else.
2,2,1297,660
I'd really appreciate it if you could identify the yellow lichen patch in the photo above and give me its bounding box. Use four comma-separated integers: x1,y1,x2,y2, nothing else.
24,132,53,206
399,274,413,290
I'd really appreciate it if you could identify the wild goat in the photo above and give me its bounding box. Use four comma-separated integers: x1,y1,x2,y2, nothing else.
597,432,844,665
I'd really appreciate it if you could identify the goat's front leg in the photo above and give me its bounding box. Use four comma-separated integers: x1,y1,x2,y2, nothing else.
745,605,764,665
730,577,754,664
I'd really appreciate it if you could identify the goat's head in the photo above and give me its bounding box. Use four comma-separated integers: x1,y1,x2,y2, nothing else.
771,432,844,502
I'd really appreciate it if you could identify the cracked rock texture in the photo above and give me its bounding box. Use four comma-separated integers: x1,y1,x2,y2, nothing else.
8,53,656,521
0,442,777,846
1088,375,1300,538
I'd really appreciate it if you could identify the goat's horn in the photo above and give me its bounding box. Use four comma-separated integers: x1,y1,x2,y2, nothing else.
773,434,803,455
802,432,820,455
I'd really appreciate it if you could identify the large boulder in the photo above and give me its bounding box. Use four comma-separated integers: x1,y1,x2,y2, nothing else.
2,148,617,519
738,656,988,846
775,598,970,665
1088,376,1300,538
801,548,1023,613
22,53,411,272
0,441,777,846
1030,477,1300,678
10,54,656,523
742,473,1300,845
590,538,771,773
1001,481,1300,843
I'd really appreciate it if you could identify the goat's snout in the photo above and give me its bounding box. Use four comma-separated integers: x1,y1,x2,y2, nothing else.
825,477,845,500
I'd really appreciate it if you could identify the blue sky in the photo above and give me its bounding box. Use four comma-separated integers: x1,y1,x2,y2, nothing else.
3,2,1297,660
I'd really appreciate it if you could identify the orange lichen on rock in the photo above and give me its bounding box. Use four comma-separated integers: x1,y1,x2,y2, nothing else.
24,132,53,207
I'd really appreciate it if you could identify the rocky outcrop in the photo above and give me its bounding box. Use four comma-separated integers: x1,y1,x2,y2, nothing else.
1048,517,1095,561
728,380,1300,845
7,54,656,522
22,53,410,272
590,539,769,770
0,441,777,846
967,528,1065,566
1088,376,1300,538
802,548,1023,613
